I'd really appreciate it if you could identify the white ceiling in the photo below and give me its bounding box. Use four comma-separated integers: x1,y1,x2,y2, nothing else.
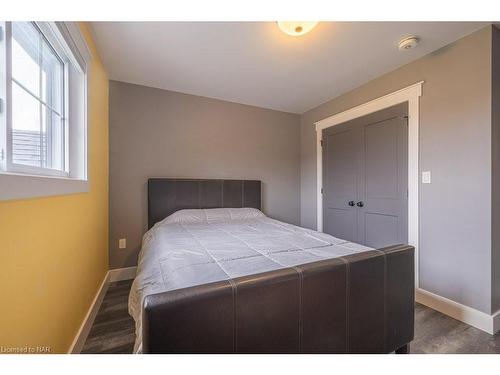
90,22,488,114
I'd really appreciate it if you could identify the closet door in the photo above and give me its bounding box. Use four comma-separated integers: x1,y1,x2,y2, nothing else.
322,103,408,247
322,121,360,243
357,104,408,248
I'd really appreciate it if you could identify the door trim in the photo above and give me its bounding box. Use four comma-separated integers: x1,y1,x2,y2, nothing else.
315,81,423,287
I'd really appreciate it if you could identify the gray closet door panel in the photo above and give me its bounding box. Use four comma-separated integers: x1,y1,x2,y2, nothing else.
324,208,357,243
323,125,358,243
364,120,399,200
325,130,358,207
358,110,408,247
323,103,408,248
364,213,399,249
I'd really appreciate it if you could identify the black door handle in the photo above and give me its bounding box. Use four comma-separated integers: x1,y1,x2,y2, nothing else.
348,200,355,207
356,201,364,207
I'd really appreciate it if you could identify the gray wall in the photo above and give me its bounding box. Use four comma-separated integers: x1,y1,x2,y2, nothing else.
492,26,500,313
109,81,301,269
301,27,494,314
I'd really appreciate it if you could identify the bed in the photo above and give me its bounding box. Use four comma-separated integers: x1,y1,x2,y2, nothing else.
129,178,414,354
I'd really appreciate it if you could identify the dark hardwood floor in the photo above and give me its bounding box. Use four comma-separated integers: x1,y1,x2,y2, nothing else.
82,279,500,354
412,303,500,353
82,280,136,353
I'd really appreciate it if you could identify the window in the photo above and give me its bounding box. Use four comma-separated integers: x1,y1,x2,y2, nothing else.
0,22,91,200
11,22,66,174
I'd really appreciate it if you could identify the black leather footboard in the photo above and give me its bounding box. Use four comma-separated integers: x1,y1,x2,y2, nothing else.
142,244,414,353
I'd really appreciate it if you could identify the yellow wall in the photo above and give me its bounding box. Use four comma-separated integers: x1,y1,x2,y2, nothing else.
0,23,109,353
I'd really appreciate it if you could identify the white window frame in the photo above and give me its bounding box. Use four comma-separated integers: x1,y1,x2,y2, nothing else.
6,22,69,177
0,21,91,201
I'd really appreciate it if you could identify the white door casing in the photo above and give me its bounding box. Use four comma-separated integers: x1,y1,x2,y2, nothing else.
315,81,423,286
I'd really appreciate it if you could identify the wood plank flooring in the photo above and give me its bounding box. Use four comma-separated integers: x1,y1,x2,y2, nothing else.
82,279,500,354
412,303,500,353
82,280,135,353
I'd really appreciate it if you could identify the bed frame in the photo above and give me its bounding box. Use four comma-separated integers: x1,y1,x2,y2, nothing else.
143,178,414,353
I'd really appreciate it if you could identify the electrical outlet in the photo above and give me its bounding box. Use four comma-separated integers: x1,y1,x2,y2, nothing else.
422,171,431,184
118,238,127,249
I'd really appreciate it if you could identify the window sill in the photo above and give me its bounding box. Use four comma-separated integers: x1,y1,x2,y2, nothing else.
0,170,88,201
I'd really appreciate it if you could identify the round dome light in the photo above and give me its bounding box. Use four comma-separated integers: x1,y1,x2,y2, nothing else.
277,22,318,37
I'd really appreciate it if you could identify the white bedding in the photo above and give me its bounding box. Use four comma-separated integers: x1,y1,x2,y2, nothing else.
128,208,372,353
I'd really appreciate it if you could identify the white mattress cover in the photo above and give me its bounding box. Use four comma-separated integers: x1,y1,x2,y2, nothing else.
128,208,372,353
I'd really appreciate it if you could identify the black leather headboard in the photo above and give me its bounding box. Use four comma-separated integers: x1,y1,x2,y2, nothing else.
148,178,261,228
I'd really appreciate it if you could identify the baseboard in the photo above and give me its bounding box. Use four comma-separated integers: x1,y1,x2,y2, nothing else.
416,288,498,335
108,266,137,282
493,309,500,333
68,272,110,353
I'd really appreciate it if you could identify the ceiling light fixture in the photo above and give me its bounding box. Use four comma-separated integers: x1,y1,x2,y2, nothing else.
277,21,318,37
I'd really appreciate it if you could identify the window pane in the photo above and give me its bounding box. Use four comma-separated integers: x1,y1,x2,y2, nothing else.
41,39,63,114
51,112,64,171
10,22,66,173
12,82,42,167
41,105,47,168
12,22,40,96
41,108,64,171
